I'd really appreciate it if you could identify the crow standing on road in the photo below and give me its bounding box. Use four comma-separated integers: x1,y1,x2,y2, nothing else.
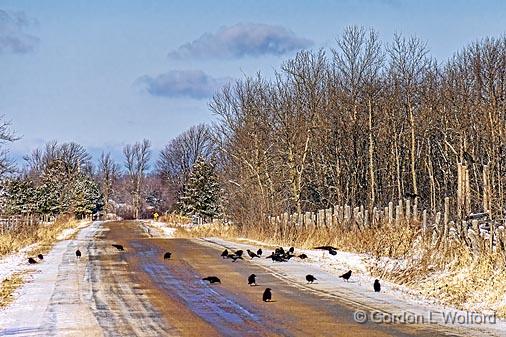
75,249,81,258
247,249,259,259
288,247,295,254
248,274,257,286
202,276,221,284
263,288,272,302
221,249,229,258
374,279,381,292
257,248,262,256
298,254,308,260
112,244,124,251
234,250,243,257
306,274,317,284
37,254,44,260
28,257,37,264
229,254,243,262
340,270,352,282
163,252,172,260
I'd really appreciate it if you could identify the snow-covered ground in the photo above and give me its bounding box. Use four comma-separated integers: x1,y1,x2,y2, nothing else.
0,220,92,286
151,222,506,337
141,220,177,238
0,221,104,336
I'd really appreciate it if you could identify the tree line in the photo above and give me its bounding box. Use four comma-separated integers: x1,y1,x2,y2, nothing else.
1,27,505,227
208,27,506,227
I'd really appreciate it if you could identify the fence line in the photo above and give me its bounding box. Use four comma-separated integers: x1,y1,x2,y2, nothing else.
0,214,56,234
267,195,506,251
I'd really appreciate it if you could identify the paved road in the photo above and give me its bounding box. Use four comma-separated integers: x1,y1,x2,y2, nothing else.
0,221,490,336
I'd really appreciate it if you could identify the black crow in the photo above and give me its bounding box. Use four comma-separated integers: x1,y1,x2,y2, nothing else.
340,270,352,282
235,250,243,257
272,255,287,262
247,249,259,259
112,244,124,251
37,254,43,260
228,254,243,262
75,249,81,258
374,279,381,292
28,257,37,264
163,252,172,260
314,246,337,251
263,288,272,302
288,247,295,254
275,247,285,255
298,254,308,260
328,249,337,256
221,249,229,258
306,274,317,284
202,276,221,284
248,274,256,286
257,248,263,256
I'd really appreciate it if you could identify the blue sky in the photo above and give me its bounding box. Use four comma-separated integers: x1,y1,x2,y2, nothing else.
0,0,505,165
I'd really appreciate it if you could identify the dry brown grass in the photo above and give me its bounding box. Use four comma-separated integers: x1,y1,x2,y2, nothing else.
159,214,191,225
0,272,25,308
373,238,506,316
0,214,81,258
174,223,239,239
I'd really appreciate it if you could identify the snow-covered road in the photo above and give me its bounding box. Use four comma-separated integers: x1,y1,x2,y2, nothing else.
0,221,172,336
0,222,104,336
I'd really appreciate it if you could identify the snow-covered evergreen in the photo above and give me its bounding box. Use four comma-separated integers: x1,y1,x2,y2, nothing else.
1,157,103,217
177,158,221,221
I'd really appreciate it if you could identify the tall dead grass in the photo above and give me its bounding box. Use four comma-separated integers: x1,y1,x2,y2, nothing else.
0,272,25,308
0,214,80,257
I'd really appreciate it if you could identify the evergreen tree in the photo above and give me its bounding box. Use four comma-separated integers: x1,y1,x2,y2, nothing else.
2,178,37,215
71,174,103,218
178,158,221,221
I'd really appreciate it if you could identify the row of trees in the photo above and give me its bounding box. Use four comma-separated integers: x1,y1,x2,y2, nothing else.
2,142,102,218
0,130,220,221
207,27,506,226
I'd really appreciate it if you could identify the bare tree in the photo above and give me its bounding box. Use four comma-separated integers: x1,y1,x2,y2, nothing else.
97,152,120,214
157,124,214,187
332,26,384,206
0,117,17,177
24,141,92,180
123,139,151,219
387,34,430,198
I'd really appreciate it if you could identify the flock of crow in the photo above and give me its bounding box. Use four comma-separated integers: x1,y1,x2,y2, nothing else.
27,242,382,303
200,244,380,302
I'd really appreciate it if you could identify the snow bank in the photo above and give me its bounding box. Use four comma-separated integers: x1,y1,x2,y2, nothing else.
0,220,91,287
141,220,177,238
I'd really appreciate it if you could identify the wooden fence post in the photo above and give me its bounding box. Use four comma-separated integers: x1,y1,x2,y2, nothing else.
405,199,411,222
395,205,401,225
344,205,351,225
388,202,394,224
